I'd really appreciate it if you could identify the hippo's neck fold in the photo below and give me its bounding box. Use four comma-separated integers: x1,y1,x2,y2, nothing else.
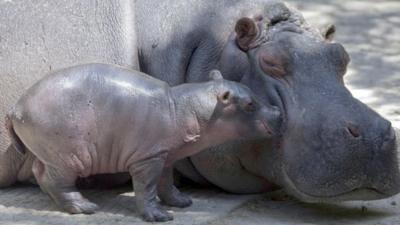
169,83,217,145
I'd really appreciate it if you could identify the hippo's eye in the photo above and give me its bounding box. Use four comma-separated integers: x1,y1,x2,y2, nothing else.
244,101,256,112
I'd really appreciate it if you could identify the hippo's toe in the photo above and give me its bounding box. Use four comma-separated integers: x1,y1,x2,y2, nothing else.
141,206,173,222
159,185,193,208
161,191,193,208
63,199,99,214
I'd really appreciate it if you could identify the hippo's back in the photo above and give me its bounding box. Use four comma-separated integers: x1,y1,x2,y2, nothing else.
28,63,166,96
10,63,172,175
16,63,168,111
12,63,170,145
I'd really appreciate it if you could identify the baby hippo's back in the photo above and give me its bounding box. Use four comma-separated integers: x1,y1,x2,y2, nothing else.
11,63,173,175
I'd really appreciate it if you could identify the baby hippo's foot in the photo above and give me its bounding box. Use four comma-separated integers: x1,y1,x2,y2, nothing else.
159,186,193,208
141,205,173,222
31,160,99,215
61,195,99,214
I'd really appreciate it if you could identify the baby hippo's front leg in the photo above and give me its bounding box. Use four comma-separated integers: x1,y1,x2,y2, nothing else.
129,154,173,222
158,166,193,208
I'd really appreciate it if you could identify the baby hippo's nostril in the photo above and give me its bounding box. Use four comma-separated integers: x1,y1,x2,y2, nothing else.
346,123,361,138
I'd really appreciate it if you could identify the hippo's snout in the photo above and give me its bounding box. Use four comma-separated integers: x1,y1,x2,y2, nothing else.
280,94,400,202
366,126,400,197
339,125,400,200
349,124,400,199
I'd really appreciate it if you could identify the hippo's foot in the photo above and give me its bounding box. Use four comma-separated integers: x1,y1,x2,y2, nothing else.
159,186,193,208
129,155,174,222
141,205,173,222
32,159,97,214
62,195,99,214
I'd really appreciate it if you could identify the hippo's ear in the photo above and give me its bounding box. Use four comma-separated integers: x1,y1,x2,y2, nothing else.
321,24,336,42
209,70,224,81
217,90,232,105
235,17,261,51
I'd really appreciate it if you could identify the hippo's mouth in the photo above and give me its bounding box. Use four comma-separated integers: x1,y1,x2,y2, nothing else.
281,166,389,202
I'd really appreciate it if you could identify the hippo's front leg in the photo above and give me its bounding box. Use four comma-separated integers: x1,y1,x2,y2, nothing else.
129,153,173,222
158,166,193,208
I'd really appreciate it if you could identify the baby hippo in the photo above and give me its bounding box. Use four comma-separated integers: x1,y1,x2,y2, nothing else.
6,63,281,222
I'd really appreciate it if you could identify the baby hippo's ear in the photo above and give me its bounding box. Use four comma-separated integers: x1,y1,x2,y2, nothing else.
217,90,232,105
209,70,224,81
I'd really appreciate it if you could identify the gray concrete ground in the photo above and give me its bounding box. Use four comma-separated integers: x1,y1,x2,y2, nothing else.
0,0,399,224
0,185,258,225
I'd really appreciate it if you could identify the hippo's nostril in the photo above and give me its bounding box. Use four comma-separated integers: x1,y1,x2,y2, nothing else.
346,124,361,138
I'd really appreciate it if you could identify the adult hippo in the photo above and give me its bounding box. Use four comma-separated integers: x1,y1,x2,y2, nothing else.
182,17,400,201
0,0,399,202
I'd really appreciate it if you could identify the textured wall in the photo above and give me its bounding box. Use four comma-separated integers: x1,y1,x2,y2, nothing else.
0,0,138,153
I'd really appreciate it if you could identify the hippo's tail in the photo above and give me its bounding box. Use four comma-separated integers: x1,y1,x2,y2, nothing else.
5,110,26,155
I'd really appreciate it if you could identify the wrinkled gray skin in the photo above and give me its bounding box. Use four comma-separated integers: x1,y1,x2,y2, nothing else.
1,0,399,203
232,18,400,201
6,64,280,222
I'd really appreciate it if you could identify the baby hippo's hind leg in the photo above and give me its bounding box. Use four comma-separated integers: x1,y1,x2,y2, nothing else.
32,159,98,214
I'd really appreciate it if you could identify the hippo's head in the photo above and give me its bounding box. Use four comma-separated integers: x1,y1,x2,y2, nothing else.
218,4,400,201
204,70,282,140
